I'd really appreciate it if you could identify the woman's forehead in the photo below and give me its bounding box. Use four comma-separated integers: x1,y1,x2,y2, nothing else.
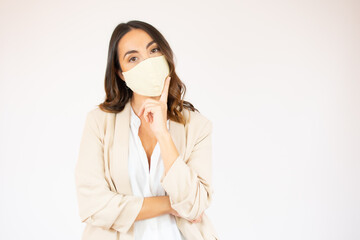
119,29,153,50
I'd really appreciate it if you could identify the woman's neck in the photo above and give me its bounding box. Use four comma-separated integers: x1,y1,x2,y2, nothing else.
130,94,160,119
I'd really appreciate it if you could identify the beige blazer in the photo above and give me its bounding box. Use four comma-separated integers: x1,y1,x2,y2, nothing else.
74,100,219,240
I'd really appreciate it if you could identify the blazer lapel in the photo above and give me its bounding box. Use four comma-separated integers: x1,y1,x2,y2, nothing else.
111,100,186,195
111,100,132,194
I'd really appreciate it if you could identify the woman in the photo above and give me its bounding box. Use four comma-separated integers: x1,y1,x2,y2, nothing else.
74,20,219,240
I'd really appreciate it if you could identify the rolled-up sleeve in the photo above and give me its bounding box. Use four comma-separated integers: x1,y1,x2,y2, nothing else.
160,119,214,221
74,110,144,233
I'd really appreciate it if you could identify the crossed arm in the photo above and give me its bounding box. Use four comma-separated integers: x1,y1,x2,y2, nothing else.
135,196,171,221
74,110,213,233
136,195,204,223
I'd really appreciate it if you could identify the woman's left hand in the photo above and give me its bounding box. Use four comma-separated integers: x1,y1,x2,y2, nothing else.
190,212,204,223
138,76,171,140
170,208,204,223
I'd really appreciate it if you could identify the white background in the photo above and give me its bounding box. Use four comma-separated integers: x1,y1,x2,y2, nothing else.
0,0,359,239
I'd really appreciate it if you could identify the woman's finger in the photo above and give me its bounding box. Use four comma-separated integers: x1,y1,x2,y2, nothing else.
192,212,204,223
143,105,160,123
159,76,171,103
138,99,159,117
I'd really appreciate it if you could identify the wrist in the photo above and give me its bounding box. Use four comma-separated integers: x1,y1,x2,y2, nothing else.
157,130,171,143
164,195,173,214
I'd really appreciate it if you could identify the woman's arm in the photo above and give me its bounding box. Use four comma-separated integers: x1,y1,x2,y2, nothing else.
157,119,214,222
156,130,180,175
75,110,144,234
136,195,204,223
135,196,172,221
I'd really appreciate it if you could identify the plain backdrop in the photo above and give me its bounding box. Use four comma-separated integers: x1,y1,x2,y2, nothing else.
0,0,359,239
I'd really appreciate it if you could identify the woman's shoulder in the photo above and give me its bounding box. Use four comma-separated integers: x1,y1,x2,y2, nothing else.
183,108,213,133
85,105,213,131
87,106,109,117
84,106,112,127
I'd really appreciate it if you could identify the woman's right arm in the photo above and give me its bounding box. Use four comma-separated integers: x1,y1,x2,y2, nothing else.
75,110,170,234
135,196,172,221
137,196,203,223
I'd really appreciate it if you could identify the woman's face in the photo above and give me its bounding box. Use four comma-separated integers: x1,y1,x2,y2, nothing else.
117,28,163,81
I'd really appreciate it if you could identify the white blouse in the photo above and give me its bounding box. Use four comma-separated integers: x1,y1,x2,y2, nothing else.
128,105,186,240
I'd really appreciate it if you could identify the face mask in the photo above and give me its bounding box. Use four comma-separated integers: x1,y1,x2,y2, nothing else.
122,55,170,96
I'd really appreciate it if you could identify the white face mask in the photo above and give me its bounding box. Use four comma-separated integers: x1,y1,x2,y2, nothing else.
122,55,170,96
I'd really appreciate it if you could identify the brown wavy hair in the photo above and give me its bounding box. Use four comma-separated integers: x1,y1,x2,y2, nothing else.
98,20,198,125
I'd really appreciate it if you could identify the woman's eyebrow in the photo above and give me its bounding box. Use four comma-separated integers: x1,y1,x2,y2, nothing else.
123,40,156,60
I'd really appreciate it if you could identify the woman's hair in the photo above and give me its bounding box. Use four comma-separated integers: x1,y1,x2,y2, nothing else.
98,20,198,125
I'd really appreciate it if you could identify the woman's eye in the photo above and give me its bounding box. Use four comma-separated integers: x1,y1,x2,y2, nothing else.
151,47,160,53
128,48,160,62
129,57,137,63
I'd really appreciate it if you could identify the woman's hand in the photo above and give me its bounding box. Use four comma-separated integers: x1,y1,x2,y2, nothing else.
138,76,171,140
170,208,204,223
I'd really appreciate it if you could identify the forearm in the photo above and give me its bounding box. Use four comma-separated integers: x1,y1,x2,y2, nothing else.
135,196,172,221
157,131,179,175
159,120,214,221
